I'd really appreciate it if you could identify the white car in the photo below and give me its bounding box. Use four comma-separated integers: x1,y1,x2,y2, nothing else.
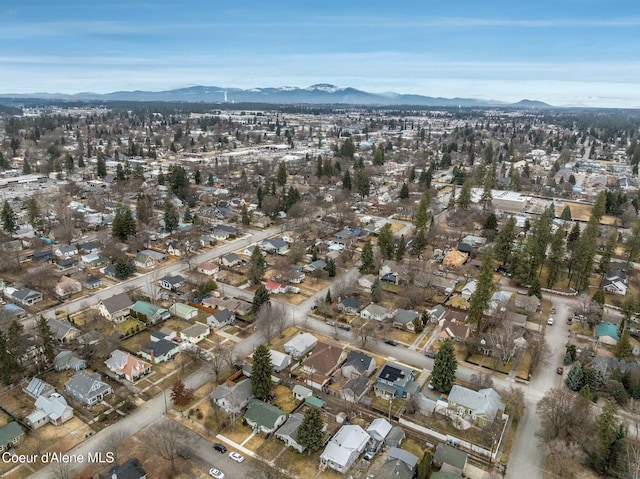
229,452,244,463
209,468,225,479
547,317,554,326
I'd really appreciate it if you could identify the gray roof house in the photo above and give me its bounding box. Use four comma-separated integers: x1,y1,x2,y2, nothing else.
159,274,184,291
366,418,393,452
64,372,113,406
341,351,377,379
433,443,468,476
374,362,418,399
53,350,86,371
107,457,147,479
338,297,362,314
139,336,180,364
98,292,134,323
0,422,24,453
320,424,370,474
6,286,43,306
340,376,370,404
360,303,392,321
270,350,292,372
211,379,253,414
447,386,505,426
26,393,74,429
384,426,406,448
244,399,287,435
284,332,318,358
275,413,307,453
180,322,210,344
376,448,419,479
47,317,81,343
393,309,420,332
304,259,326,273
207,308,236,328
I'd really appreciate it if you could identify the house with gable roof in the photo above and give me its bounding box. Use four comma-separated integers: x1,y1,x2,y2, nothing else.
64,371,113,406
47,317,81,343
284,332,318,358
374,362,418,399
447,385,505,426
340,376,370,403
393,309,420,332
341,351,376,379
320,424,370,474
603,270,628,296
53,350,86,371
360,303,393,322
300,342,347,390
104,350,151,382
138,333,180,364
26,393,74,429
207,308,236,328
97,292,133,323
244,399,287,435
130,300,170,325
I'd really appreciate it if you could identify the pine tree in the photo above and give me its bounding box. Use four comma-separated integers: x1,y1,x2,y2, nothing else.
431,339,457,393
467,248,496,329
399,182,409,199
296,407,325,453
359,240,375,274
0,329,10,385
411,227,427,258
457,179,472,209
565,361,585,391
251,345,274,400
241,204,250,226
377,223,395,260
251,285,270,314
277,162,287,187
371,278,382,303
96,156,107,178
594,401,628,477
546,229,566,288
342,169,352,191
1,200,17,233
395,235,406,261
6,320,26,375
112,205,136,241
325,289,332,304
114,256,136,279
414,191,431,229
326,258,336,277
37,316,56,365
249,246,266,285
560,206,572,220
164,200,179,232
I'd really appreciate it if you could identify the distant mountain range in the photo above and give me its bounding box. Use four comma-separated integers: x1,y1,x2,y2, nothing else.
0,84,553,108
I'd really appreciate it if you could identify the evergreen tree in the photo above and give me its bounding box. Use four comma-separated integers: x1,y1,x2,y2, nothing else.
251,345,274,400
560,206,572,220
457,179,472,209
342,169,352,191
136,193,153,226
411,227,427,258
598,231,617,280
624,222,640,269
339,137,355,158
296,407,325,453
276,162,287,187
359,240,376,274
546,229,566,288
377,223,395,260
355,170,370,197
114,256,136,279
1,200,17,233
194,169,201,185
251,285,271,314
483,212,498,233
6,320,26,375
467,248,496,329
241,204,250,226
431,339,457,393
614,331,633,359
372,143,385,165
26,197,43,231
0,329,9,384
565,361,585,391
414,191,431,229
164,200,179,232
566,222,581,252
399,182,409,199
249,246,266,285
36,316,56,366
96,156,107,178
395,234,406,261
326,258,336,278
416,451,432,479
593,401,628,477
325,289,332,304
371,278,382,303
112,205,136,241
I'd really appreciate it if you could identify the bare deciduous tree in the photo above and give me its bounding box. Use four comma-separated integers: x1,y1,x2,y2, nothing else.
351,317,376,347
255,303,279,344
102,425,130,465
141,420,192,477
470,372,494,391
488,321,519,364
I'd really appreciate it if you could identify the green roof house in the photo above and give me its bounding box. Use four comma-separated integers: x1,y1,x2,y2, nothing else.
130,301,170,325
0,422,25,453
596,321,620,345
244,399,287,435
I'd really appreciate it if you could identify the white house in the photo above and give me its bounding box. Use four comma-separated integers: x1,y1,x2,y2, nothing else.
180,322,210,344
461,280,478,301
360,303,392,322
284,332,318,358
320,425,370,474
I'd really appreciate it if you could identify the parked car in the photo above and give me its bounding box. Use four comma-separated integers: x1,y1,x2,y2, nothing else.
547,317,554,326
425,351,436,359
338,324,351,331
384,339,398,346
176,448,190,459
557,367,564,375
209,468,225,479
229,452,244,463
327,321,336,326
213,443,227,453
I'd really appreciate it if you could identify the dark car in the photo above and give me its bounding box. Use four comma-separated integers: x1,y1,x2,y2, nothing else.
557,367,564,375
338,324,351,331
213,443,227,453
265,393,276,402
384,339,398,346
425,351,436,359
177,448,191,459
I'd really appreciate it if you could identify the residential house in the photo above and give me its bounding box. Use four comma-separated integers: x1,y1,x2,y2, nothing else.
275,413,307,453
130,300,170,325
460,280,477,301
300,342,347,390
211,224,237,241
141,283,170,301
26,393,74,429
24,377,55,400
54,276,82,298
244,399,287,435
603,270,628,295
159,274,184,291
340,376,370,404
4,286,43,306
284,332,318,358
270,350,292,372
433,443,468,476
80,252,102,267
207,308,236,328
180,322,210,343
47,317,81,343
220,252,241,267
447,386,506,425
514,294,540,312
134,249,166,269
596,321,620,345
101,263,117,279
168,302,198,320
64,372,113,406
358,274,377,291
265,279,287,294
385,426,406,448
366,418,393,452
98,293,133,323
211,379,253,414
54,244,78,259
292,384,313,401
197,261,219,276
304,259,326,273
0,422,25,453
338,297,362,315
80,274,102,289
341,351,376,379
56,257,76,271
107,458,147,479
360,303,393,322
53,350,86,371
376,448,418,479
261,238,289,255
320,424,370,474
441,320,470,343
139,334,180,364
78,240,102,254
105,350,152,382
393,309,420,332
202,296,252,317
32,249,55,264
374,362,418,399
2,303,26,320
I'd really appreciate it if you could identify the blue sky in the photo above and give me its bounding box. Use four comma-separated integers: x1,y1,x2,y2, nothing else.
2,0,640,107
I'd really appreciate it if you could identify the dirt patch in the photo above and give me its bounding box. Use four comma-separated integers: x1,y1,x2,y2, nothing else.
276,448,324,478
258,437,285,461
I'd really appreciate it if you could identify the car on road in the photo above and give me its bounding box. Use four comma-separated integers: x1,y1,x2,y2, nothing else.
384,339,398,346
547,317,554,326
177,448,190,459
229,452,244,463
424,351,436,359
427,381,435,390
213,443,227,453
209,468,225,479
327,321,336,326
338,324,351,331
550,307,556,314
557,367,564,375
